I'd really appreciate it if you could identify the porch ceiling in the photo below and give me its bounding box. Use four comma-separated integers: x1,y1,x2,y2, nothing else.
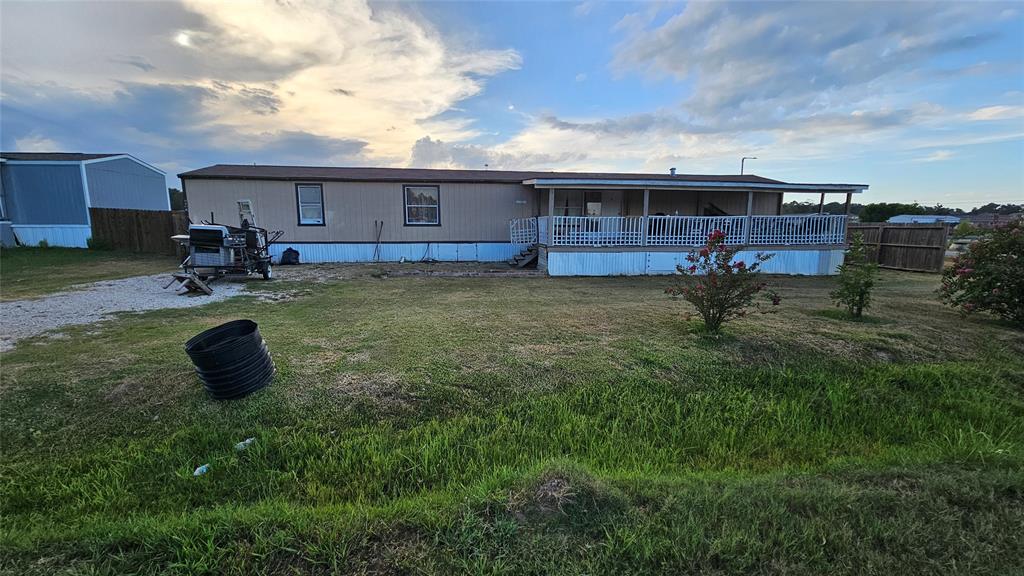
522,178,867,194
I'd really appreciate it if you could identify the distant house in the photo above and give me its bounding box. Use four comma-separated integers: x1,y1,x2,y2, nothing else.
965,212,1023,229
0,152,168,248
180,164,867,276
888,214,961,225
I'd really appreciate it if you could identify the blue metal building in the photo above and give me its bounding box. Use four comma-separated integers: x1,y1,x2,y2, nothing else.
0,152,168,248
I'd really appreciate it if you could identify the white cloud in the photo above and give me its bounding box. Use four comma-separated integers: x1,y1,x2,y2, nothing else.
1,0,521,165
612,2,1004,122
915,150,955,162
574,1,596,18
967,105,1024,121
575,73,587,82
13,133,61,152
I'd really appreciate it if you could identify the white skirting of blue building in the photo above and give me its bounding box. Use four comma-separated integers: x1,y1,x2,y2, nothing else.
11,224,92,248
268,242,527,264
546,248,846,276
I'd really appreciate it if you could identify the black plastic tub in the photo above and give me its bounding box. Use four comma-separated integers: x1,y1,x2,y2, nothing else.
185,320,274,399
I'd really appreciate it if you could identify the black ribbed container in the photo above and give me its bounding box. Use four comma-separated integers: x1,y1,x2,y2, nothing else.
185,320,275,400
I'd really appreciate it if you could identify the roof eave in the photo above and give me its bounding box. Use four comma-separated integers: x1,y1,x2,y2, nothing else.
523,178,868,193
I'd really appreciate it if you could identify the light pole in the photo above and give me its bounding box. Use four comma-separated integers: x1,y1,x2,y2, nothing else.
740,156,757,175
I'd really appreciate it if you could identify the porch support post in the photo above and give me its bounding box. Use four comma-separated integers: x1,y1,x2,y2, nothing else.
743,190,754,245
641,188,650,246
842,191,853,244
818,192,825,214
547,188,555,245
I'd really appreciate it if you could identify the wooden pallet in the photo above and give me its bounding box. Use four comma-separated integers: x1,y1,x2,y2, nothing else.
165,272,215,295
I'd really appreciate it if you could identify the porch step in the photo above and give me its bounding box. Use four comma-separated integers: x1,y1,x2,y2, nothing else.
508,245,538,268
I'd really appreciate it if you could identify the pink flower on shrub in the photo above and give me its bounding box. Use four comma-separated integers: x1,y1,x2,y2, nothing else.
699,247,710,257
688,265,697,273
733,261,746,269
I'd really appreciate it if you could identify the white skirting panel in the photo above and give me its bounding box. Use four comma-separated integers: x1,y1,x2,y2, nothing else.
548,249,846,276
268,242,526,264
11,224,92,248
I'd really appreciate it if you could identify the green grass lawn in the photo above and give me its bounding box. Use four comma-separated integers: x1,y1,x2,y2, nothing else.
0,268,1021,575
0,247,178,300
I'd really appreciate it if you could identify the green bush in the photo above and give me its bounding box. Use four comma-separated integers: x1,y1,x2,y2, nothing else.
831,233,879,318
939,220,1024,325
952,220,981,238
36,239,49,249
666,230,779,333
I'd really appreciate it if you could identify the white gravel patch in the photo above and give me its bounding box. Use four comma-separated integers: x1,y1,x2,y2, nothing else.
0,274,247,352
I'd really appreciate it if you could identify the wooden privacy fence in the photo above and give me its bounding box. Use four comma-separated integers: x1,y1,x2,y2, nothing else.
846,222,949,273
89,208,188,255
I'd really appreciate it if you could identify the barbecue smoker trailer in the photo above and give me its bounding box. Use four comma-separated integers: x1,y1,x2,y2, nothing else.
169,223,283,294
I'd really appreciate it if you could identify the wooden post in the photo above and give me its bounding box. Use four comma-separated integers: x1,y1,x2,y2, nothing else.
817,192,825,214
547,188,555,245
641,188,650,246
842,192,853,244
743,190,754,245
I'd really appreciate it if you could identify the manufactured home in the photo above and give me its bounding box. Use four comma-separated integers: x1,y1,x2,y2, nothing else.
179,165,867,276
0,152,169,247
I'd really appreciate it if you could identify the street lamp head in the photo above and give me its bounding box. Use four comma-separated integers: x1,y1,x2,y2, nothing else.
740,156,758,174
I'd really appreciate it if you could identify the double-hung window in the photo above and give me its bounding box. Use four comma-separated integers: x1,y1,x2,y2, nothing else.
403,185,440,226
296,184,324,226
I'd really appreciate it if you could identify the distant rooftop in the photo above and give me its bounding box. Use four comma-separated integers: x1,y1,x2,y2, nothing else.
0,152,128,162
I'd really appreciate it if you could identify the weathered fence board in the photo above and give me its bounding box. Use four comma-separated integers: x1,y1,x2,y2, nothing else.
89,208,188,255
847,222,948,272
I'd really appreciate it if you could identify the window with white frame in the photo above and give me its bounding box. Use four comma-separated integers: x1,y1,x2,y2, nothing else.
296,184,324,225
404,185,440,225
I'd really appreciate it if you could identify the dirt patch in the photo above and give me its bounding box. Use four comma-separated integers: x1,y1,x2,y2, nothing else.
101,369,193,410
347,351,371,364
330,372,412,408
529,477,578,516
252,288,314,303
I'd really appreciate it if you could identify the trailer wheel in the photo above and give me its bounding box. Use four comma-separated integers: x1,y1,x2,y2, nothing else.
262,263,273,280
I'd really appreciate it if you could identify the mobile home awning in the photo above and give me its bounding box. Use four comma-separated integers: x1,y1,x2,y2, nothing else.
522,178,868,194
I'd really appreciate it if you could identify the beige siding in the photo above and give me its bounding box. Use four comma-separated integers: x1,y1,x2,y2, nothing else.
625,190,780,216
186,179,538,242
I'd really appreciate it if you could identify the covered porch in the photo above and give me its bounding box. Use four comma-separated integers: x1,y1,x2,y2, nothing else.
508,175,867,276
510,177,865,248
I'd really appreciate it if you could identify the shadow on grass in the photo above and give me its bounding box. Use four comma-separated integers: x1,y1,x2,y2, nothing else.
809,308,891,324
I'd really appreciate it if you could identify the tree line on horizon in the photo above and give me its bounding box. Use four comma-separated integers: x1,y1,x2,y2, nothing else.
782,201,1023,222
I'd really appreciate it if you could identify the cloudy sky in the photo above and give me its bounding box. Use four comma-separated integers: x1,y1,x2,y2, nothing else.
1,0,1022,207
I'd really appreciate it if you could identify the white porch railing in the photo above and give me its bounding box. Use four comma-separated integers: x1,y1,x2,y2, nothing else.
647,215,747,246
510,216,538,244
548,216,644,246
748,215,847,245
510,214,847,247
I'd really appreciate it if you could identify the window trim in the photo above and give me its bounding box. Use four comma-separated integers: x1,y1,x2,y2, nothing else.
402,184,441,227
295,183,325,226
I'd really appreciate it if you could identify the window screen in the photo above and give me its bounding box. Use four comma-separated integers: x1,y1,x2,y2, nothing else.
404,185,440,225
296,184,324,225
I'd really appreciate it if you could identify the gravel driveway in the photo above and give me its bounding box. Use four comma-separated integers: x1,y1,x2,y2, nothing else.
0,274,246,352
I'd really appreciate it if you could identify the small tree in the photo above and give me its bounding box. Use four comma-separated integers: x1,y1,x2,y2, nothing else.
939,220,1024,325
952,220,980,239
830,233,879,318
665,230,779,333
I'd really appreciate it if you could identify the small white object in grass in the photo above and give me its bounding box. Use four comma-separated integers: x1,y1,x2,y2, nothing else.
235,437,256,451
193,464,210,476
